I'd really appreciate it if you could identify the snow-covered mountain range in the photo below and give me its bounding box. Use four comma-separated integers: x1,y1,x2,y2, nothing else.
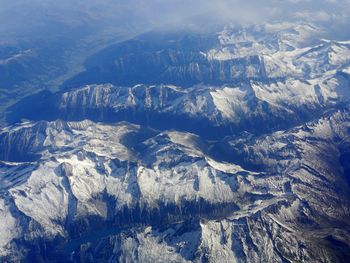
1,22,350,262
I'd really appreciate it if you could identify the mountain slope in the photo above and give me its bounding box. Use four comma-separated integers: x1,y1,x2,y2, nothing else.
1,109,350,261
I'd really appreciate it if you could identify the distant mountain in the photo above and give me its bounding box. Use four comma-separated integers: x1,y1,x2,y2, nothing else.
7,24,350,137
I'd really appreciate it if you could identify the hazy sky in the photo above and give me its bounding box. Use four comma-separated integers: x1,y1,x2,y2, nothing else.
0,0,349,39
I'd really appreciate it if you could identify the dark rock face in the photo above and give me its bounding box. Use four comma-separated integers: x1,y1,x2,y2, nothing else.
340,151,350,186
